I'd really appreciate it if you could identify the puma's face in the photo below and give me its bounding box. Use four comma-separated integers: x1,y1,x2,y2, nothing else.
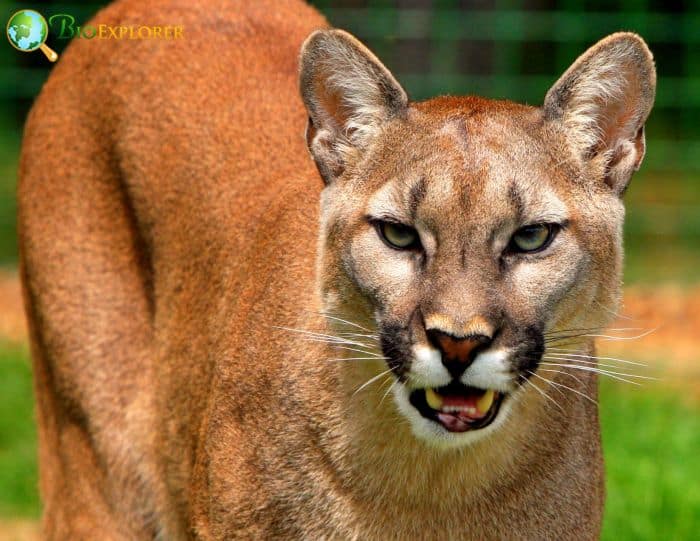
317,104,622,445
300,31,655,446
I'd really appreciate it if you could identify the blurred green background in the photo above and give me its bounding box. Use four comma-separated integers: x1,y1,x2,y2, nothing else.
1,0,699,278
0,0,697,539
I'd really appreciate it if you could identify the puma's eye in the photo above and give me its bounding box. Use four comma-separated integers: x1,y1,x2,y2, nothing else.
510,223,556,253
376,221,420,250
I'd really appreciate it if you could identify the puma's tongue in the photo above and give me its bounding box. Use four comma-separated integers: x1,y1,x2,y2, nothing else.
435,392,492,432
436,412,477,432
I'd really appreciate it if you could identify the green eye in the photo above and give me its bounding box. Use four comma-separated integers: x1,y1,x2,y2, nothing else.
510,224,555,253
376,221,420,250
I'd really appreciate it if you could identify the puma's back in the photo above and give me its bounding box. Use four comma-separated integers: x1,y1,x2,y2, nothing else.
19,0,654,539
19,0,325,538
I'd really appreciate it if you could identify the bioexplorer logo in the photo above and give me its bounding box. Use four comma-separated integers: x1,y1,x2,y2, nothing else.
48,14,184,41
6,9,58,62
6,9,184,62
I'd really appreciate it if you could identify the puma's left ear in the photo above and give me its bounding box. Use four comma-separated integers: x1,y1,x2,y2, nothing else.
543,33,656,195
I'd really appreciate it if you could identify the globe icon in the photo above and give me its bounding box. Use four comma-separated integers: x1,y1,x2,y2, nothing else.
6,9,58,62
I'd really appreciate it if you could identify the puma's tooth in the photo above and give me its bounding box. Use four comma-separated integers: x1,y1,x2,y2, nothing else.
476,389,495,413
425,388,443,410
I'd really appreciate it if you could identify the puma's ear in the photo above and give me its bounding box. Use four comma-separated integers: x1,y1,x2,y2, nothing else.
299,29,408,184
543,33,656,195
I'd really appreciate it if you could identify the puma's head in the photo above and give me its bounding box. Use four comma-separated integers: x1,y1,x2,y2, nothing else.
299,30,655,446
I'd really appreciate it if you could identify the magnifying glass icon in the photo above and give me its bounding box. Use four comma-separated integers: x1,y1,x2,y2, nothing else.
7,9,59,62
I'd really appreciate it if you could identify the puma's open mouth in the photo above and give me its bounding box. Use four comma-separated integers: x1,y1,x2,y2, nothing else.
409,383,505,433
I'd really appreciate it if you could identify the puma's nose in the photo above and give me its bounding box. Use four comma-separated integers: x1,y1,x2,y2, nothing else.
426,329,492,379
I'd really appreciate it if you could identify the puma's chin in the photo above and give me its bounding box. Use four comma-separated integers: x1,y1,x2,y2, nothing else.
392,383,514,448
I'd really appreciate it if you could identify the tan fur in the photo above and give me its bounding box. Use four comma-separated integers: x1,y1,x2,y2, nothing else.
18,1,655,539
425,314,494,338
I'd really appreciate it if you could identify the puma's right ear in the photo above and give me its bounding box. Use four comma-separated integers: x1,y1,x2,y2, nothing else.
299,29,408,184
543,33,656,195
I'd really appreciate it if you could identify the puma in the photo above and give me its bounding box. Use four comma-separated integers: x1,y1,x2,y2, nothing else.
18,0,655,538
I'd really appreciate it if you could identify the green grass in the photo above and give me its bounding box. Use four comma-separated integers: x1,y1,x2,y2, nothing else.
0,343,698,539
0,342,38,518
600,379,700,540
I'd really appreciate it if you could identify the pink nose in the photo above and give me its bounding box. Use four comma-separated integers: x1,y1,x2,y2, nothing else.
426,330,492,378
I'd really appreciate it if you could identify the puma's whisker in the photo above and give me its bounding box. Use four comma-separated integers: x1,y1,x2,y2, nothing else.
378,377,398,407
527,370,567,399
539,363,654,385
326,356,389,363
543,326,607,336
522,376,564,413
313,311,375,333
580,328,658,341
542,355,626,371
592,298,637,321
543,326,643,336
542,354,646,371
538,363,641,386
301,337,378,351
528,370,598,406
273,326,376,348
337,331,380,340
541,359,653,379
545,350,648,367
328,344,386,357
352,369,395,397
533,367,586,389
